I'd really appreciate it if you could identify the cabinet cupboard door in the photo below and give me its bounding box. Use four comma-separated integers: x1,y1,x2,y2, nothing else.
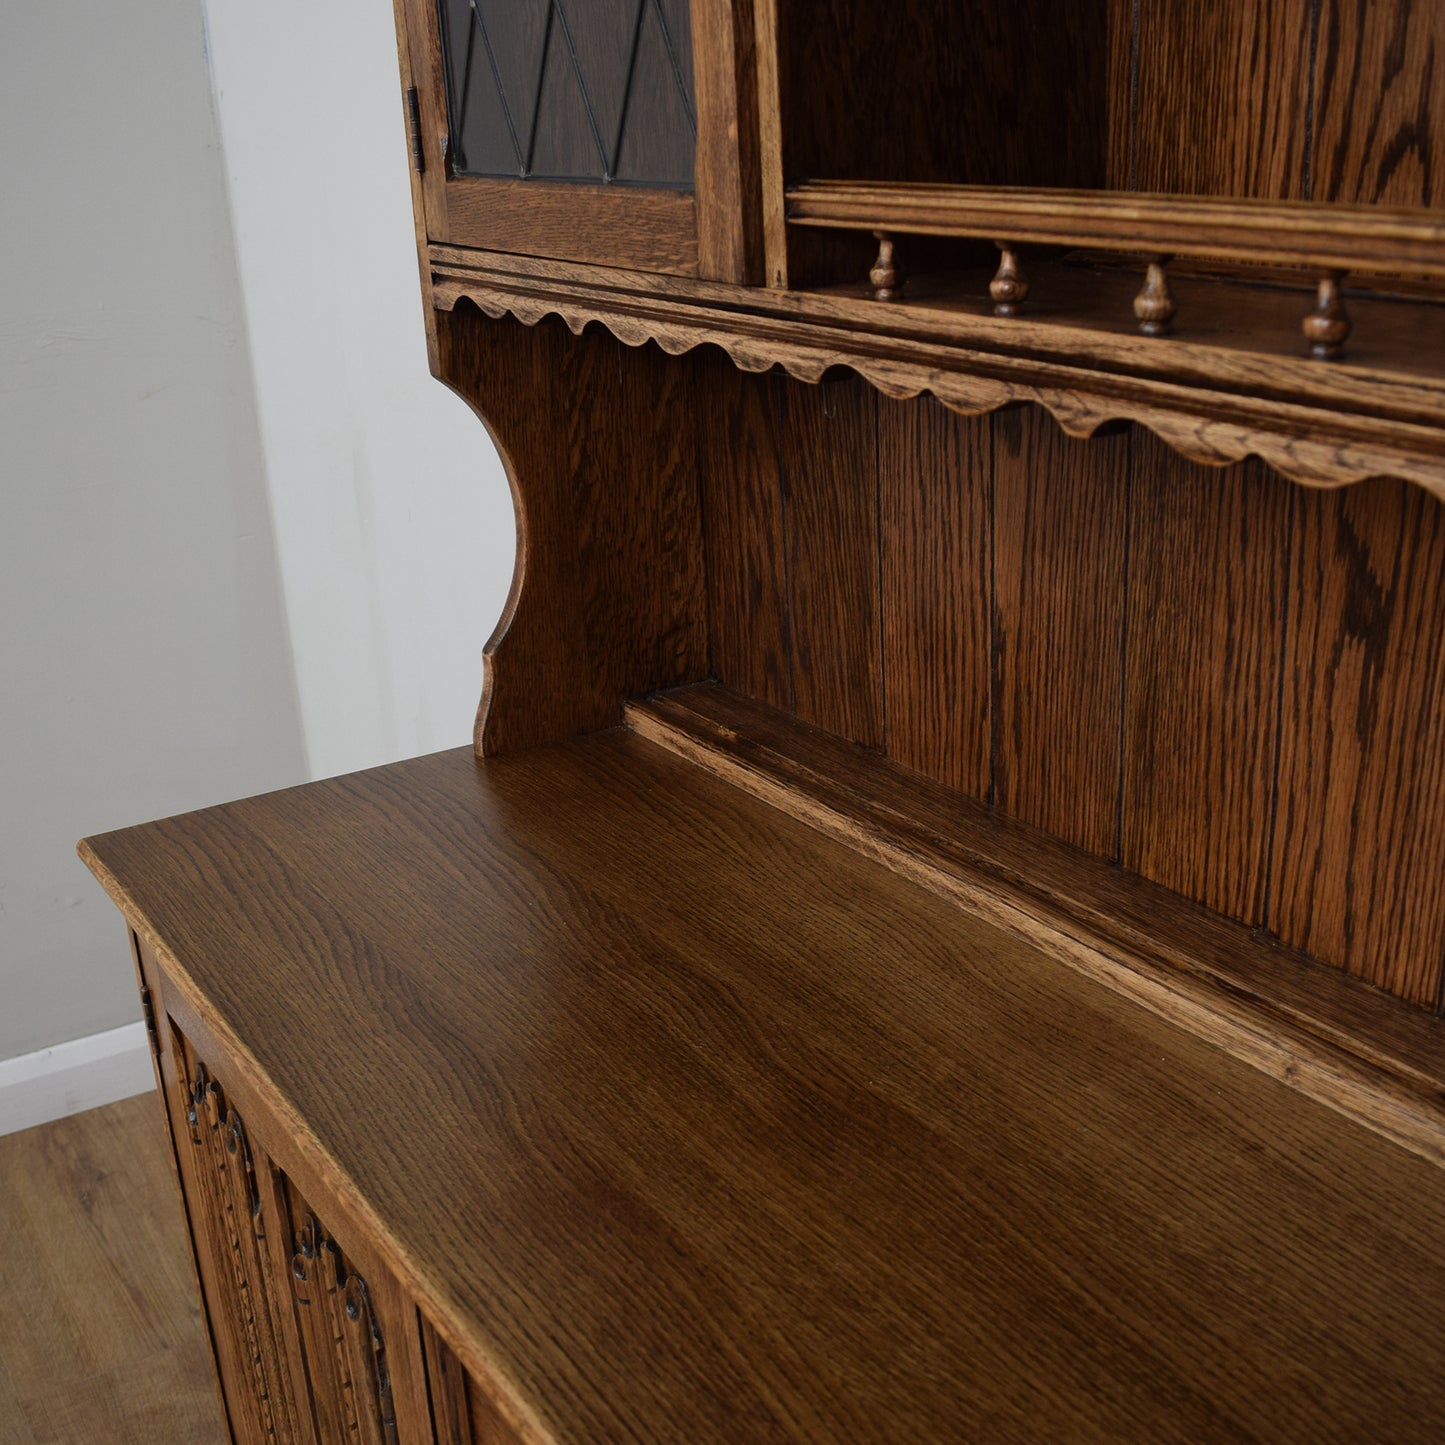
163,1027,315,1444
398,0,762,281
420,1318,528,1445
160,1021,423,1444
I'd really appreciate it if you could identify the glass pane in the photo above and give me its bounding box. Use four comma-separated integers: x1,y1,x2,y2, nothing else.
435,0,697,186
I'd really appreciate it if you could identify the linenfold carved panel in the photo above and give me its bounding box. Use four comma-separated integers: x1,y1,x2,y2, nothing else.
288,1200,401,1445
172,1030,400,1445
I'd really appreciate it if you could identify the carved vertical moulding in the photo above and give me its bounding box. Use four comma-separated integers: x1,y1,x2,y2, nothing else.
175,1046,306,1443
290,1205,400,1445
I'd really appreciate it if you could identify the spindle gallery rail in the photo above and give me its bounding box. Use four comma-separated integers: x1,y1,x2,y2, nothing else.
787,180,1445,355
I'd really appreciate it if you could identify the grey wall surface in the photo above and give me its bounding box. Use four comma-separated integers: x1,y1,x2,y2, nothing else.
0,0,307,1058
200,0,510,782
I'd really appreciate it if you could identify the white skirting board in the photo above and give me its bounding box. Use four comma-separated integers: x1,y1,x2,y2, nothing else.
0,1022,155,1137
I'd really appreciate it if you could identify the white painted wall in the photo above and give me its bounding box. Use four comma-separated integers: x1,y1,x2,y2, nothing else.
0,0,307,1063
3,0,514,1095
199,0,514,781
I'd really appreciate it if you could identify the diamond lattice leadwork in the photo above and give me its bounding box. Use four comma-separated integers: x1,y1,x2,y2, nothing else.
437,0,697,185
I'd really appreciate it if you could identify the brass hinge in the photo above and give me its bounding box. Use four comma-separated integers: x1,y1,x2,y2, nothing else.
139,980,161,1059
405,86,425,174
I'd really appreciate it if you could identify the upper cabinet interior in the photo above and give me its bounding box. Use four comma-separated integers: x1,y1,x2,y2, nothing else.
777,0,1445,295
777,0,1443,204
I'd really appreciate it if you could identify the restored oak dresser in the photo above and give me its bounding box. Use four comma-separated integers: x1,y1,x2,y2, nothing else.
81,2,1445,1440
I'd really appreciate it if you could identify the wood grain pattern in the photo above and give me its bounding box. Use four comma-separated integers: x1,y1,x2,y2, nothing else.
422,1319,526,1445
696,355,790,709
1104,0,1135,191
1122,435,1291,924
1314,0,1445,206
441,258,1445,1013
878,396,991,796
436,307,709,754
0,1097,227,1445
436,177,699,274
778,373,882,747
785,180,1445,275
749,0,788,286
692,0,768,283
1125,0,1313,199
993,407,1129,854
81,728,1445,1443
775,0,1106,190
1271,479,1445,1007
630,683,1445,1165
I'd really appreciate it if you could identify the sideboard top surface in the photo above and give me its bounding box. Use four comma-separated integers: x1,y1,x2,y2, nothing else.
80,723,1445,1443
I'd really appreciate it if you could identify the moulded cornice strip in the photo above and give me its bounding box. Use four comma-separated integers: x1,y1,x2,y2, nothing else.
429,255,1445,499
786,181,1445,277
428,245,1445,427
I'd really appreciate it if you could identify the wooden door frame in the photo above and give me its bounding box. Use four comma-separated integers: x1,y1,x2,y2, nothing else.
398,0,769,282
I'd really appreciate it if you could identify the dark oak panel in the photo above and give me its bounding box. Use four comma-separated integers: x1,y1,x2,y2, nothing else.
1123,0,1313,199
435,179,699,274
691,376,1445,1015
778,373,882,748
992,407,1129,855
775,0,1106,283
438,309,709,754
697,356,790,710
776,0,1106,188
1122,436,1290,925
1272,479,1445,1007
1313,0,1445,206
879,396,991,797
422,1319,528,1445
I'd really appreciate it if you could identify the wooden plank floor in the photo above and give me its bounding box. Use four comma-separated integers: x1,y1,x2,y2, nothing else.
0,1094,227,1444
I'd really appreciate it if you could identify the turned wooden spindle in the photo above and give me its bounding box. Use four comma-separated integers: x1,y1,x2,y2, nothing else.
989,242,1028,316
1303,271,1351,360
1133,254,1176,337
869,231,902,301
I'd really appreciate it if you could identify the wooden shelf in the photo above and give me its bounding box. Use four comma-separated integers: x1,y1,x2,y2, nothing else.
428,244,1445,497
80,690,1445,1442
787,181,1445,278
630,684,1445,1166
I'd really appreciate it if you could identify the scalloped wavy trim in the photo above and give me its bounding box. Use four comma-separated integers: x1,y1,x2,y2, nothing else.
438,283,1445,502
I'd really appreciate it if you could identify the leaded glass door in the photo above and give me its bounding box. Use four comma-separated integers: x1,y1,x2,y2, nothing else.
399,0,764,279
